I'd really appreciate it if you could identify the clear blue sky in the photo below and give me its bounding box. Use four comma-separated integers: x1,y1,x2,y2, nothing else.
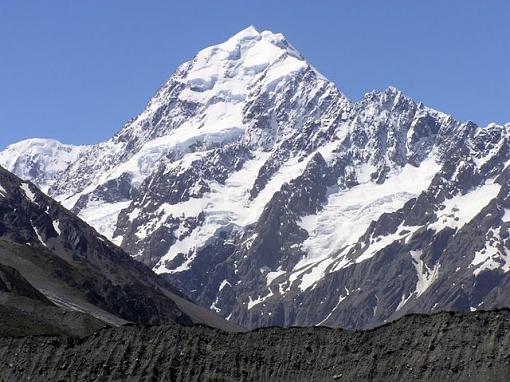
1,1,509,149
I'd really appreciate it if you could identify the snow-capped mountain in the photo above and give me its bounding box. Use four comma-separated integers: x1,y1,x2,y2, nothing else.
0,138,87,193
3,26,510,329
0,164,242,331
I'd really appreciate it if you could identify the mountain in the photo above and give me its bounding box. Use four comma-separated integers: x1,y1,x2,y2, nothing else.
0,165,243,332
0,262,105,336
2,26,510,329
1,309,510,381
0,138,87,194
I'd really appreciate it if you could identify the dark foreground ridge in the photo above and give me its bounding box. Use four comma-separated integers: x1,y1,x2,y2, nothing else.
1,309,510,381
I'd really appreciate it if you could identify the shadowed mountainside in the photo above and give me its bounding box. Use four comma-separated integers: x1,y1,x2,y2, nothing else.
0,263,106,337
0,165,243,332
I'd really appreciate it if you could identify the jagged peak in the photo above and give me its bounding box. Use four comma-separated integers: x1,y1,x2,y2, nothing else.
385,85,401,95
357,86,452,122
358,86,415,110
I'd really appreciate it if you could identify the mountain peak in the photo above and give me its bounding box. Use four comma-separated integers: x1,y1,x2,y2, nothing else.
200,26,301,65
384,85,401,96
170,26,315,102
228,25,260,40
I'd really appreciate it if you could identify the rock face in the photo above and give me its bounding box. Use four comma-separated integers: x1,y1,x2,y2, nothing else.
1,309,510,381
0,165,243,332
2,26,510,329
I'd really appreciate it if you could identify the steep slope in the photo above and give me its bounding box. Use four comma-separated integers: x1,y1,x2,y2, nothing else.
3,26,510,330
0,165,243,332
0,263,105,337
222,119,510,329
1,309,510,381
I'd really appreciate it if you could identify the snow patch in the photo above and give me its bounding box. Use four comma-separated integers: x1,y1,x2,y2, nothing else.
32,225,47,248
317,289,350,326
20,183,36,203
247,289,274,310
78,200,131,241
429,182,501,232
52,220,61,235
395,293,412,312
266,269,285,286
502,209,510,223
470,228,510,276
218,279,231,291
410,250,440,297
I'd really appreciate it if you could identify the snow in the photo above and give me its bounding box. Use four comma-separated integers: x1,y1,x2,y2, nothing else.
356,163,375,183
247,288,274,310
88,110,245,193
0,138,85,193
32,225,47,248
410,250,440,297
52,220,61,235
78,200,131,241
0,184,6,197
266,269,285,286
296,258,336,291
260,55,307,92
502,209,510,222
177,25,311,103
241,38,284,72
429,182,501,232
395,293,413,312
218,279,231,291
153,150,326,274
317,292,349,326
20,183,36,203
298,154,440,269
470,227,510,276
